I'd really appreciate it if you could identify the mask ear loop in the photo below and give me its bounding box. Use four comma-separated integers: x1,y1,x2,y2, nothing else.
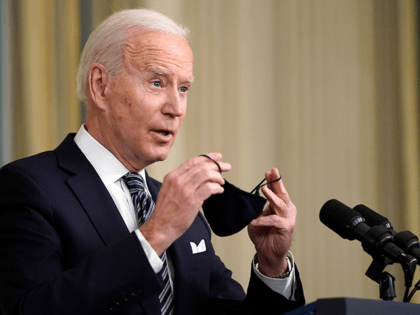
250,175,282,196
199,154,222,173
199,153,281,196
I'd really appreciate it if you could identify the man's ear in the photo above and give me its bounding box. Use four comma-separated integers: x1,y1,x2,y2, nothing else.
88,63,110,109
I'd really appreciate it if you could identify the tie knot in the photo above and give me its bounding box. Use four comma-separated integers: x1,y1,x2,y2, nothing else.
123,172,145,194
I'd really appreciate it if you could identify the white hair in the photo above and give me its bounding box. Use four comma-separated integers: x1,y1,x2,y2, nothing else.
76,8,190,102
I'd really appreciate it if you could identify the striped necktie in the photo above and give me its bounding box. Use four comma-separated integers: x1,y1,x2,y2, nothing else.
123,173,174,315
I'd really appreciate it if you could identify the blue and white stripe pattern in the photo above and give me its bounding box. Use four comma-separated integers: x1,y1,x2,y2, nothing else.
123,172,174,315
158,251,174,315
123,172,154,226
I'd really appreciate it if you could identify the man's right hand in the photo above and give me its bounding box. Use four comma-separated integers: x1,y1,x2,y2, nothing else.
139,152,231,256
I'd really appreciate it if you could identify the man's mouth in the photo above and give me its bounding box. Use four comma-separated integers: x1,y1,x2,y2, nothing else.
151,129,174,140
155,130,171,136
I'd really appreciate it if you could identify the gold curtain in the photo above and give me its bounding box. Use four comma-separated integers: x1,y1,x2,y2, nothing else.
10,0,419,304
11,0,81,159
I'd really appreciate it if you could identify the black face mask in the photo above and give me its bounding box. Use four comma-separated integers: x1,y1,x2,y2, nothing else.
200,155,281,236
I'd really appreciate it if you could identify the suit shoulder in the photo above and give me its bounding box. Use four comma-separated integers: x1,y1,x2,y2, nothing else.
2,150,56,170
1,134,81,180
0,150,60,182
0,152,58,216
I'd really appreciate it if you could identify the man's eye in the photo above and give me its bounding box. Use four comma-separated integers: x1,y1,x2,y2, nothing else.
152,81,161,87
179,87,188,93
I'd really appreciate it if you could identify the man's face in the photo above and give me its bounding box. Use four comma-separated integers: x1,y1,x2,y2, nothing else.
103,30,194,171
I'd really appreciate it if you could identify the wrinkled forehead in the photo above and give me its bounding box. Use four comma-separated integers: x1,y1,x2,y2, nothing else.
122,26,193,73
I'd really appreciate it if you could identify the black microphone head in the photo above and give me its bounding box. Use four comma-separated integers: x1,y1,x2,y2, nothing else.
320,199,364,240
394,230,419,251
353,204,393,230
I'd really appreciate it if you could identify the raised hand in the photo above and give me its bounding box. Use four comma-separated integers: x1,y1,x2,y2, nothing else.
248,168,296,277
140,153,231,256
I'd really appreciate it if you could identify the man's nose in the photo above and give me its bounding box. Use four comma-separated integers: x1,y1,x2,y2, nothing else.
161,88,185,117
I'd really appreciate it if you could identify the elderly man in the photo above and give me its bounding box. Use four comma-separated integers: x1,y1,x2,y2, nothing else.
0,8,305,315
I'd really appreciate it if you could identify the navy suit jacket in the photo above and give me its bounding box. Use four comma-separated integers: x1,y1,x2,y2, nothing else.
0,134,305,314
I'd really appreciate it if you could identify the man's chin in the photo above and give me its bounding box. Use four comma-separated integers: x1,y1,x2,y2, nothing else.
153,155,168,163
155,141,175,161
148,149,170,163
141,142,174,166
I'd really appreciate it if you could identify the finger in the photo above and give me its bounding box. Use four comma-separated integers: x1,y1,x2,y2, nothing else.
201,153,231,173
265,174,290,205
216,161,231,173
203,152,222,161
188,166,225,187
260,185,285,213
250,214,283,227
277,179,291,203
195,181,224,201
267,168,281,194
200,154,222,172
168,160,225,196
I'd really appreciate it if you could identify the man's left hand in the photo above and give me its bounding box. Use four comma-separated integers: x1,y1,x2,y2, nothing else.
247,168,296,278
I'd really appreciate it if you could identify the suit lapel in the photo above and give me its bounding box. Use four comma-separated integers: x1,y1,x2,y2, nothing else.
55,134,130,246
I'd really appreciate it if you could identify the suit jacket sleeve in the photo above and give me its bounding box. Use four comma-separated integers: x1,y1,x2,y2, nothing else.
0,162,170,315
242,263,305,314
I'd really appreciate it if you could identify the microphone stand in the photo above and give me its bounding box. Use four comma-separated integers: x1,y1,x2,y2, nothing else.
379,272,396,301
359,224,417,301
365,256,395,301
365,253,417,302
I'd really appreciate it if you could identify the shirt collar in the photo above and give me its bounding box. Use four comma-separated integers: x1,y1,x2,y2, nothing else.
74,125,147,188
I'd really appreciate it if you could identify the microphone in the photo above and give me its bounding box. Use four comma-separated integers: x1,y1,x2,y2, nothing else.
354,204,420,266
353,204,394,232
320,199,413,265
320,199,368,241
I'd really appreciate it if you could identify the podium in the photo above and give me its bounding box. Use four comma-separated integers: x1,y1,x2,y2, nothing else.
284,297,420,315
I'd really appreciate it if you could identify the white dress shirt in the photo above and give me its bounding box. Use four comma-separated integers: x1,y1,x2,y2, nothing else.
73,125,296,300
